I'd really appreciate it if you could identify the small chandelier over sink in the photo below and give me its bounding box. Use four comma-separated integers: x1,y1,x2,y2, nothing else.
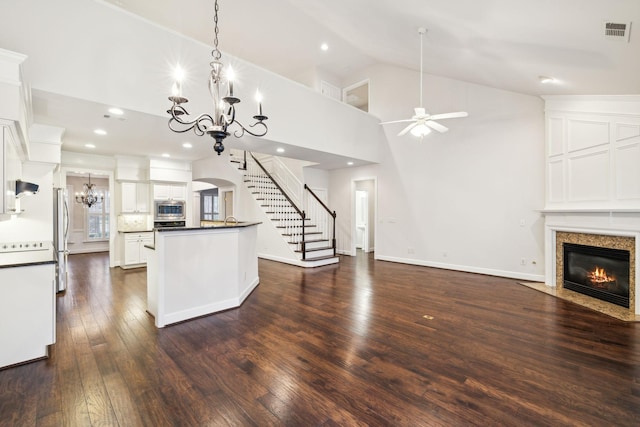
167,0,268,155
75,174,103,208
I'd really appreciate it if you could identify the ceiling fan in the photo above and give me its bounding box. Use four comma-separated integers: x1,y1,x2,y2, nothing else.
380,27,468,137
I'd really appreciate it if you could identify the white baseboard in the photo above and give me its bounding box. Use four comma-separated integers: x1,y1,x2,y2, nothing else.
68,248,109,255
375,255,545,282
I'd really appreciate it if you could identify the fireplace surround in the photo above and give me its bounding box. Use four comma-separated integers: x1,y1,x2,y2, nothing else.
549,228,638,320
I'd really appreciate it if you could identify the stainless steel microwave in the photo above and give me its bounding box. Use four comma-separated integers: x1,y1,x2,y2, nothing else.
154,200,185,221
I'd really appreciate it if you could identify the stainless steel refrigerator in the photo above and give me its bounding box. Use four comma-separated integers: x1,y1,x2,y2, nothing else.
53,187,69,293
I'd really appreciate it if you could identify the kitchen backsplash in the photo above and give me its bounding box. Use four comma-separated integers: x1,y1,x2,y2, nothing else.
117,214,151,232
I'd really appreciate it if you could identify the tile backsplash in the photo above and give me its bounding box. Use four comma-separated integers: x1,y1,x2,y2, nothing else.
117,214,151,232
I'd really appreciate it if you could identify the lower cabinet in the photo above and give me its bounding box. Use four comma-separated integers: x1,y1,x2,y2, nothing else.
0,263,55,368
123,232,154,268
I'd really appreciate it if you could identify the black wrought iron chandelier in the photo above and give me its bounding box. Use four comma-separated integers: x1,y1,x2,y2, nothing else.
167,0,268,155
75,174,103,208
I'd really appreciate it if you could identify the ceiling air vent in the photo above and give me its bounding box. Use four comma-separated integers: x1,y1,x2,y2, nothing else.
604,21,632,42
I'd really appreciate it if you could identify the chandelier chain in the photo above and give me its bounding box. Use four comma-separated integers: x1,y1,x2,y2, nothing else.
211,0,221,60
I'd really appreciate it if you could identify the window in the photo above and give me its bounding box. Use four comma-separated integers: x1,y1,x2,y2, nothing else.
201,188,219,220
86,187,109,240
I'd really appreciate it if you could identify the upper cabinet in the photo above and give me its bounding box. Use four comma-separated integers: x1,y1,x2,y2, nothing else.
153,183,186,201
1,127,22,214
121,182,149,213
0,49,30,216
0,49,30,160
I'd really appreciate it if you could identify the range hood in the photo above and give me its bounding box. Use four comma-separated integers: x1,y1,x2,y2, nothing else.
15,180,39,197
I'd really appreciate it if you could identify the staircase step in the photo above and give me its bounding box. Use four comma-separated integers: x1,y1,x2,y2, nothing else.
282,231,322,237
295,245,334,254
301,254,339,263
288,238,328,245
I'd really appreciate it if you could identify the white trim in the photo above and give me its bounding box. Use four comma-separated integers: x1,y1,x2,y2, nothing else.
258,253,339,268
61,166,116,267
376,255,545,282
159,277,260,327
350,177,377,258
342,78,370,112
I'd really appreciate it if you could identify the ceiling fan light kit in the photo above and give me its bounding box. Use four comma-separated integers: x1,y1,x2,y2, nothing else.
381,27,468,138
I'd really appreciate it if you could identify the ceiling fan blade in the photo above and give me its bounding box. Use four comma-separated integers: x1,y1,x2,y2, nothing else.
425,120,449,133
428,111,468,120
398,122,418,136
380,119,414,125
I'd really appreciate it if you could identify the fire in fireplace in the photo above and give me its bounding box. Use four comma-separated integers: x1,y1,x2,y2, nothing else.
563,243,630,308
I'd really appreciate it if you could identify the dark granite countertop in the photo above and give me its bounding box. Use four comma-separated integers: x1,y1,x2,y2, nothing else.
155,221,261,233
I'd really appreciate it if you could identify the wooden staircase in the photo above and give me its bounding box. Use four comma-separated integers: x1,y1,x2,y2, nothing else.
235,152,339,267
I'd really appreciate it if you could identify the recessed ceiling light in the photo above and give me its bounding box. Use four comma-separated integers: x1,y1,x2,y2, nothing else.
276,147,285,153
321,43,329,51
85,143,96,148
347,161,354,166
162,153,171,158
182,142,193,148
539,75,555,84
94,129,107,135
108,107,124,115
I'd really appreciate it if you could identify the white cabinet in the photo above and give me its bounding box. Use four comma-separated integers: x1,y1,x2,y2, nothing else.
1,127,21,215
121,182,149,213
0,263,55,368
153,183,186,201
123,232,154,268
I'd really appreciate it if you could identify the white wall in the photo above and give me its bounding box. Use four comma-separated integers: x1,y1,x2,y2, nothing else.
0,0,386,166
543,95,640,209
192,154,300,264
330,64,546,281
0,162,54,243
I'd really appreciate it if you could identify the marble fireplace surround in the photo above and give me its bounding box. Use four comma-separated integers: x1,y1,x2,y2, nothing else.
543,210,640,321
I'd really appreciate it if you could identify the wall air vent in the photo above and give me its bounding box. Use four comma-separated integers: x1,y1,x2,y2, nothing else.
604,21,632,42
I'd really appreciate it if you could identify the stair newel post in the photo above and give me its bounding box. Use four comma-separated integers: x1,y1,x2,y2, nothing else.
301,211,306,260
242,150,247,171
332,210,337,256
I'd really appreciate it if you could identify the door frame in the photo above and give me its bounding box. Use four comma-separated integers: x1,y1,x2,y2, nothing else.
60,166,115,267
350,177,377,257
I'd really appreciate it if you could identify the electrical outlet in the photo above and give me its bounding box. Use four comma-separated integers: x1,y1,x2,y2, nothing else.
408,247,415,254
520,257,526,265
442,251,448,258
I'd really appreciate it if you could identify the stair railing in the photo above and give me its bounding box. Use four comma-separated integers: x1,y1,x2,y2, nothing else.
247,152,308,259
304,184,337,256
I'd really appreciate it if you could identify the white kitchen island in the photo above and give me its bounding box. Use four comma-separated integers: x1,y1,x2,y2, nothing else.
145,222,260,328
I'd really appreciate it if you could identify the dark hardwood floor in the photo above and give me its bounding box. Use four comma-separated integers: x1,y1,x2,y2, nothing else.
1,251,639,426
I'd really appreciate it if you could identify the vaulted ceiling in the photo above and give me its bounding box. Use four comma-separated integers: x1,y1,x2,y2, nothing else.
1,0,639,166
107,0,640,95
